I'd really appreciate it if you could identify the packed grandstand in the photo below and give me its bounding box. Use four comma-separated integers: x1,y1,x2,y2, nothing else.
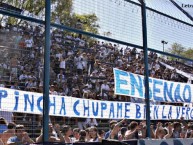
0,21,193,144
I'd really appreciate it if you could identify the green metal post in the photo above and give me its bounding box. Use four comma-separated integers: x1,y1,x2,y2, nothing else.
140,0,151,138
43,0,51,142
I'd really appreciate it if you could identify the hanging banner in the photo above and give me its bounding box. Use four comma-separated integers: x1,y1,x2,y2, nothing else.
114,68,193,103
1,87,193,120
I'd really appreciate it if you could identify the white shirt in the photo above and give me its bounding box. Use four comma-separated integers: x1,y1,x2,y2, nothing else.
19,74,27,80
56,53,62,60
57,74,65,79
60,60,65,69
100,83,110,96
85,118,98,127
25,39,33,48
50,90,58,95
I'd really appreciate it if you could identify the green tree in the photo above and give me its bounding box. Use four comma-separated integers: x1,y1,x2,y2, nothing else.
167,43,185,56
70,13,100,34
182,48,193,60
166,43,193,61
1,0,100,35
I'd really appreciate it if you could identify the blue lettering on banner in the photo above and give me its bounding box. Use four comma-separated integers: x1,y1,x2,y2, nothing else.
150,106,153,120
164,82,174,102
59,97,66,115
181,107,186,117
14,91,19,111
83,100,89,116
162,106,167,119
183,85,191,103
73,100,80,116
186,107,190,120
114,69,193,104
109,103,115,118
130,74,143,98
49,97,56,115
168,106,172,119
3,85,193,120
24,94,34,111
144,105,146,119
174,84,183,102
0,90,8,108
154,106,159,119
125,103,130,118
37,96,43,112
117,103,122,118
92,102,98,116
136,104,141,119
101,102,107,117
114,69,130,95
148,78,153,99
153,79,164,102
190,108,193,119
176,107,181,119
143,78,153,99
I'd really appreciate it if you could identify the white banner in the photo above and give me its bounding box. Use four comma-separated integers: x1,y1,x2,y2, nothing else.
1,87,193,120
159,61,193,81
114,68,193,103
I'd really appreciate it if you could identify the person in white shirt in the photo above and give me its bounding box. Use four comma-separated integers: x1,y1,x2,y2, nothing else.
24,34,33,48
85,118,98,128
81,53,88,71
100,80,110,100
49,85,58,95
57,70,65,80
19,72,27,81
59,57,65,71
56,50,63,61
76,57,84,75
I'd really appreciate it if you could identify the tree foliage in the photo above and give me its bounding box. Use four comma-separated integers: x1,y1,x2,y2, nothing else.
166,43,193,60
1,0,100,34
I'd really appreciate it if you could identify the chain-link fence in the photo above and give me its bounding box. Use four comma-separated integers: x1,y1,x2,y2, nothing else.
0,0,193,144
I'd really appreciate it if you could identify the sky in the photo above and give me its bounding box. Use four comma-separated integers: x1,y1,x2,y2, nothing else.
176,0,193,17
73,0,193,52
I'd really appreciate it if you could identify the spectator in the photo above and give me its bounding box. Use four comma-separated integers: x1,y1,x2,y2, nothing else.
108,119,125,140
104,120,117,139
0,118,7,134
0,122,16,145
76,130,87,143
125,121,139,140
49,85,58,95
7,124,34,145
85,118,98,128
118,127,127,141
71,128,80,143
89,126,102,142
36,124,64,143
61,125,72,143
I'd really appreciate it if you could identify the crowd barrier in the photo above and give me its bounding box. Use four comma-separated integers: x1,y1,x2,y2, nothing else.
32,139,193,145
138,138,193,145
32,139,138,145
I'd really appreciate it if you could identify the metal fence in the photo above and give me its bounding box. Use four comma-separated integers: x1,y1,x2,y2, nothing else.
0,0,193,144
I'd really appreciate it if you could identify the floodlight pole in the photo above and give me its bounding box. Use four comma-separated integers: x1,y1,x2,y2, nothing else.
43,0,51,142
161,40,168,52
140,0,151,138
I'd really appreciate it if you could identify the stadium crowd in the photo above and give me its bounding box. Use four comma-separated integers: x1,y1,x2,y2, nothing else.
0,22,193,144
1,117,193,144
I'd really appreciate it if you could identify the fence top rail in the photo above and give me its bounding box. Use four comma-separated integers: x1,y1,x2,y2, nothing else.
0,8,193,62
